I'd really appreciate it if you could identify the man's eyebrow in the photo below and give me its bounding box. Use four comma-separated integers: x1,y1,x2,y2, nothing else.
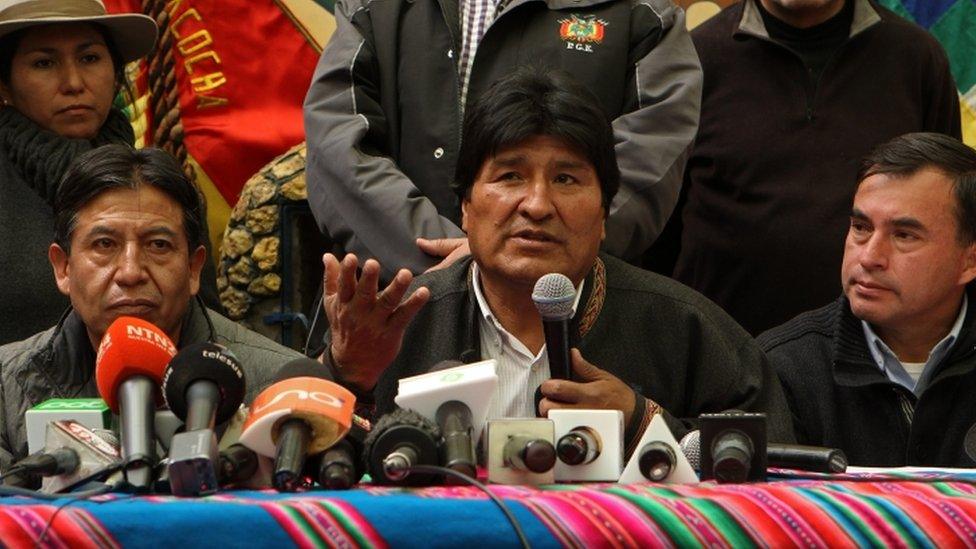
891,217,927,232
82,226,119,239
490,155,527,167
553,159,587,170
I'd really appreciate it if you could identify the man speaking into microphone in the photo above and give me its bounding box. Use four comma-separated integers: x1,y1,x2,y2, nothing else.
0,146,303,469
316,69,794,453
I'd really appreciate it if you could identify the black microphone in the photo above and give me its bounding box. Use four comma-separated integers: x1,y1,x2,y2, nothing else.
767,444,848,473
163,342,246,431
162,342,247,496
503,434,556,474
681,430,847,474
363,408,442,486
7,448,80,478
637,441,677,481
532,273,576,381
218,444,259,486
698,411,767,483
266,358,350,492
556,426,601,466
306,414,371,490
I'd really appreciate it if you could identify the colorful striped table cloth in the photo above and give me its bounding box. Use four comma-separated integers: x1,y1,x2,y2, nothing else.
1,472,975,548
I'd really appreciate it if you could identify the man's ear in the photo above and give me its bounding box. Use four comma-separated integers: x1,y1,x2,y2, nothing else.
959,242,976,286
49,243,71,296
461,197,470,233
188,245,206,296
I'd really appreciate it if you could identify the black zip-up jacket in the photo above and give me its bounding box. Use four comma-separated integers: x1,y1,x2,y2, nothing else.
673,0,960,336
304,0,702,279
759,292,976,467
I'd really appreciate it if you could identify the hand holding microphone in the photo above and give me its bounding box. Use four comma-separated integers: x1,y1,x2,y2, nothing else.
95,316,177,491
322,253,430,391
537,349,637,427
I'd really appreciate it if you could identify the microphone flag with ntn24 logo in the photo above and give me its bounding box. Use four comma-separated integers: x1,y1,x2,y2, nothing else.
25,398,112,455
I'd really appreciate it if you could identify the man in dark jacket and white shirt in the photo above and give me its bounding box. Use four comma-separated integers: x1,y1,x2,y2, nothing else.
0,145,303,469
318,70,793,453
760,133,976,466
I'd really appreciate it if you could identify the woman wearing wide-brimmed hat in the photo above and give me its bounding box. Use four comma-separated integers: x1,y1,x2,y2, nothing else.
0,0,158,343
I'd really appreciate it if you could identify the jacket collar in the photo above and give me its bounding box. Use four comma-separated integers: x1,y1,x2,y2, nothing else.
736,0,881,41
461,255,604,361
832,286,976,387
27,298,215,404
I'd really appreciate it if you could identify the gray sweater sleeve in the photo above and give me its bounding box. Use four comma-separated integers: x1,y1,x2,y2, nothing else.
303,0,465,279
604,0,702,261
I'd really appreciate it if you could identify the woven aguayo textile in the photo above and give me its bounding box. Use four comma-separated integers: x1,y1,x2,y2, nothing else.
2,473,976,548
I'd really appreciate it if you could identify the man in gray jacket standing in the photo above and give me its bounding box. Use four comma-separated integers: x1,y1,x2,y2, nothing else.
303,0,701,280
0,145,303,469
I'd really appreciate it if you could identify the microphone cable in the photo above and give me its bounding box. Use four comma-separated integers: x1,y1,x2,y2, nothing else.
406,464,531,549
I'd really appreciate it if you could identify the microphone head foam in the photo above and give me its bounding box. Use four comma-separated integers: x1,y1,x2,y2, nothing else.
162,342,247,425
95,316,177,412
532,273,576,321
273,357,334,383
679,430,701,471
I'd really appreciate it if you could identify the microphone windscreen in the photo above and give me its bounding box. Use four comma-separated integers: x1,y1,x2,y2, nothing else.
532,273,576,321
679,430,701,471
95,316,176,412
162,342,246,425
274,357,335,383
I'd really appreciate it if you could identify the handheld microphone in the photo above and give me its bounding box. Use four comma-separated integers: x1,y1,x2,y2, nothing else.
162,342,247,496
95,317,177,491
306,414,371,490
239,358,355,492
678,429,701,471
532,273,576,381
394,359,498,481
364,408,442,486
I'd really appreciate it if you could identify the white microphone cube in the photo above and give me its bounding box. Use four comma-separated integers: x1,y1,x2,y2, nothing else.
26,398,111,455
487,418,555,485
551,409,623,482
618,414,698,485
394,359,498,441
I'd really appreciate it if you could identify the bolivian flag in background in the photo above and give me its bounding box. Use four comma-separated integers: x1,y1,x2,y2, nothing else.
103,0,337,253
878,0,976,146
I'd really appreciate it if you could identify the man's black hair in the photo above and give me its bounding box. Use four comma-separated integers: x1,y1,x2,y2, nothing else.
54,144,204,253
858,132,976,244
452,68,620,211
